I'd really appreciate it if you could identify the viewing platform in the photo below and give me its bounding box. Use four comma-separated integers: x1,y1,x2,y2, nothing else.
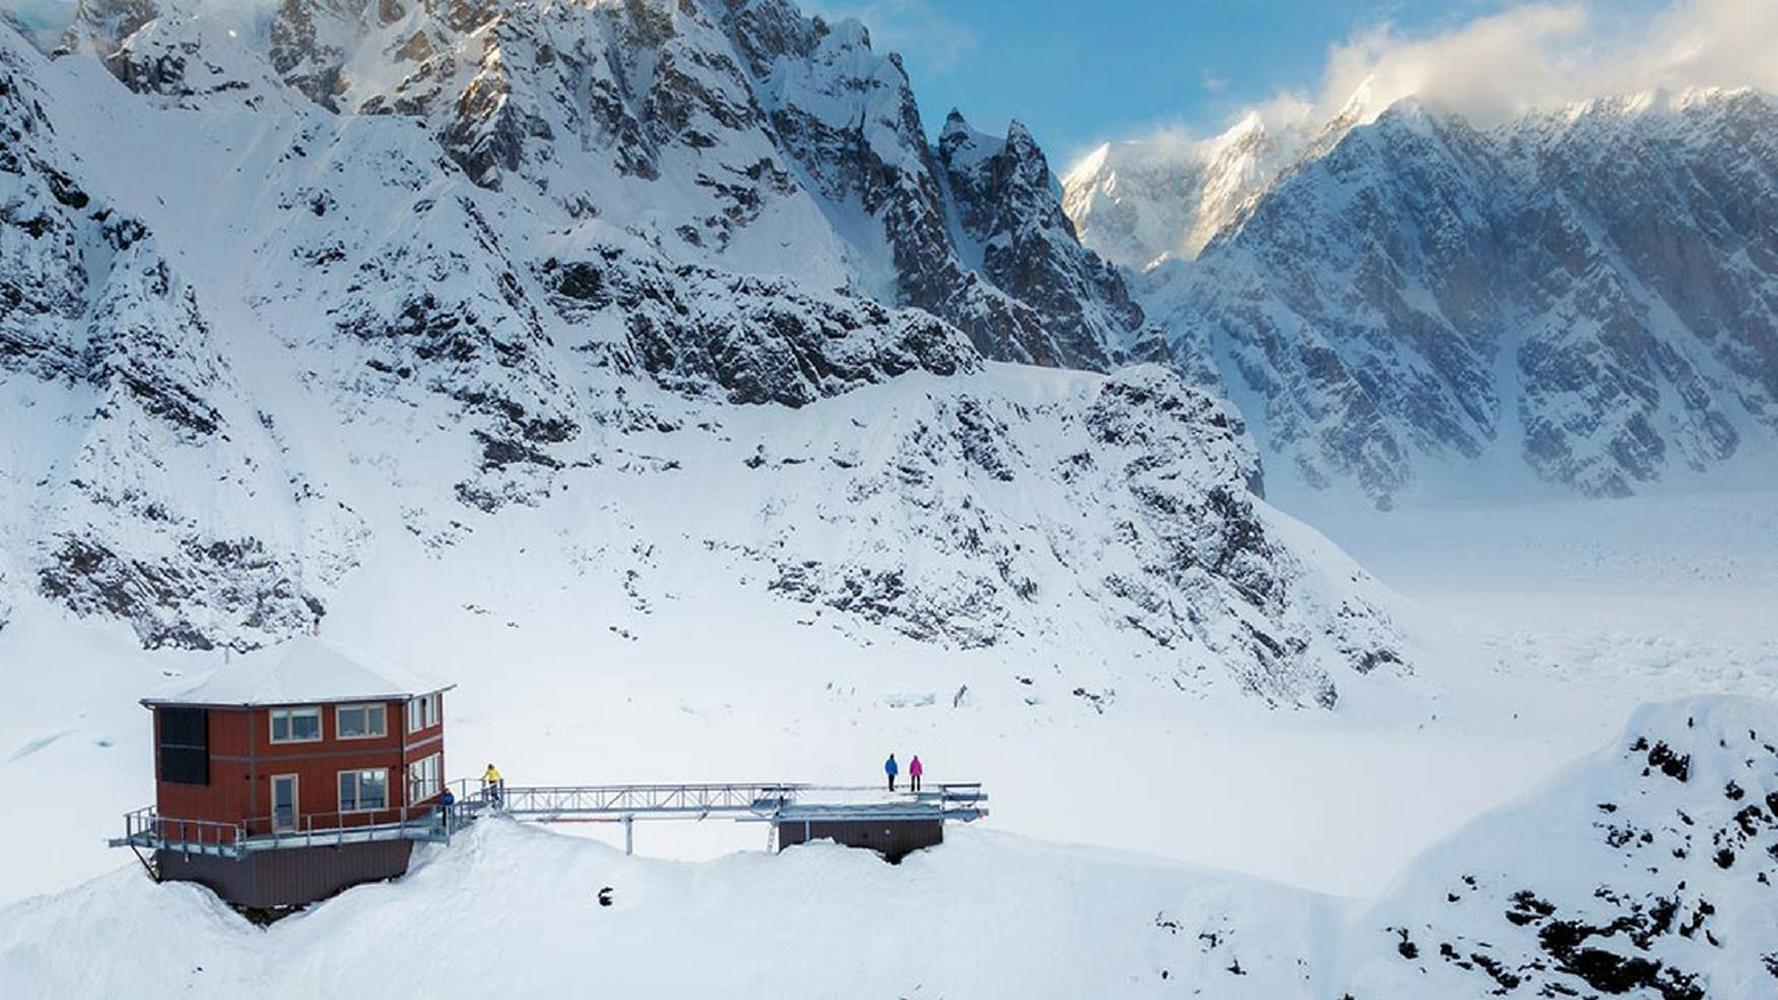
109,804,456,861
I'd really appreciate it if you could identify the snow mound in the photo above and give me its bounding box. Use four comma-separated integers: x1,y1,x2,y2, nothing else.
1349,694,1778,998
5,697,1775,998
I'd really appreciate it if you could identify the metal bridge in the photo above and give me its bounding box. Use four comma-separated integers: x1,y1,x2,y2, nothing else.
463,781,989,854
482,782,804,821
112,780,988,860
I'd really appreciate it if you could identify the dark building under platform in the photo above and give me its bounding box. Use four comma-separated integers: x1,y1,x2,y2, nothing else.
774,802,948,863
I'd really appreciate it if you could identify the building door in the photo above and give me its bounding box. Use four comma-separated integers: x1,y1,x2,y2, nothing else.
272,774,299,832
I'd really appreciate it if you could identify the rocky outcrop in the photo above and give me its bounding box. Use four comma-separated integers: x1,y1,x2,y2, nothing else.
937,113,1145,372
540,250,977,408
1357,696,1778,998
752,366,1393,708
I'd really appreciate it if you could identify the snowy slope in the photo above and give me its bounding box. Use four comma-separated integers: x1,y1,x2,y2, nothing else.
1065,91,1778,509
0,16,1406,701
5,695,1775,999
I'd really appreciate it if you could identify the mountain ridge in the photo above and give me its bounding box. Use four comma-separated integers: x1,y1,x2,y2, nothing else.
1066,88,1778,508
0,9,1403,709
54,0,1147,369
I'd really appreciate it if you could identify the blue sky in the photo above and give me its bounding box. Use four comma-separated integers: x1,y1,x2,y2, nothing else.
10,0,1769,164
811,0,1687,164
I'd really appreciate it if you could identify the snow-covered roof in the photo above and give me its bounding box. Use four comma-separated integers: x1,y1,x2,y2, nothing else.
143,637,451,708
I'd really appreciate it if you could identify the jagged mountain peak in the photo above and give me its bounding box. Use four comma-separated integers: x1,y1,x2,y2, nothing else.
1220,108,1267,140
935,110,1146,371
935,106,986,153
53,0,1137,370
1062,114,1303,271
1001,116,1038,147
1126,88,1778,508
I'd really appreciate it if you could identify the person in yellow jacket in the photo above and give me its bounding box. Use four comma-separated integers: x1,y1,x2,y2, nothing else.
483,762,504,809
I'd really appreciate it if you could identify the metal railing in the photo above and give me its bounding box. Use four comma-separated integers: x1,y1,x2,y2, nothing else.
934,783,988,817
114,806,246,857
110,804,457,858
482,782,806,820
238,806,454,850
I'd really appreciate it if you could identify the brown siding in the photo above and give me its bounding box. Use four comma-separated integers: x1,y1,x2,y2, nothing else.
153,696,447,833
776,819,944,863
154,709,253,828
156,840,414,909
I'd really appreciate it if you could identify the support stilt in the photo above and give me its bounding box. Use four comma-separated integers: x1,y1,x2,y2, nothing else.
622,814,634,856
127,843,160,882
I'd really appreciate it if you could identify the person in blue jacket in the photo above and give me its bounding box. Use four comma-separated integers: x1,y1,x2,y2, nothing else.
438,787,456,833
884,753,899,791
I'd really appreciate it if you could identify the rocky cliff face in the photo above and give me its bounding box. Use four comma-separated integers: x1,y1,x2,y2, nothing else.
937,113,1147,371
2,29,354,646
1068,93,1778,508
59,0,1142,370
753,365,1390,708
0,15,1400,706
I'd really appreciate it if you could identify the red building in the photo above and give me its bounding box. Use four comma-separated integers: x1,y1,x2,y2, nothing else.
113,637,455,911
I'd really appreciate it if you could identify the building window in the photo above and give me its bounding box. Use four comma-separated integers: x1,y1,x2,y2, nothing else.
269,707,321,744
406,692,440,734
338,768,389,813
158,707,209,785
407,753,442,803
336,703,387,740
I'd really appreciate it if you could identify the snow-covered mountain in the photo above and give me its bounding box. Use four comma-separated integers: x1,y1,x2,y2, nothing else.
7,695,1775,998
0,6,1402,708
1066,91,1778,508
1062,110,1307,271
58,0,1144,369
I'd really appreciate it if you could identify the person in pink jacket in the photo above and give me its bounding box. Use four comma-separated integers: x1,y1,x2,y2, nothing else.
908,755,924,792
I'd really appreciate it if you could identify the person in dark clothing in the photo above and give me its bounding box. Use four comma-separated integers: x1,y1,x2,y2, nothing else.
439,787,456,833
884,753,899,791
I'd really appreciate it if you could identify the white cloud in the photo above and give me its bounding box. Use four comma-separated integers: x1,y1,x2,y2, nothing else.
1316,4,1590,124
1312,0,1778,125
1083,0,1778,168
1593,0,1778,97
805,0,976,72
1201,72,1229,94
